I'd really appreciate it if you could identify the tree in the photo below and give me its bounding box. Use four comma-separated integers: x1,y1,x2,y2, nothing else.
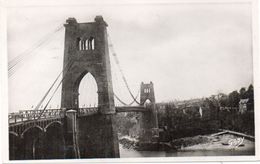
239,87,247,99
246,84,254,111
228,91,240,108
218,93,229,107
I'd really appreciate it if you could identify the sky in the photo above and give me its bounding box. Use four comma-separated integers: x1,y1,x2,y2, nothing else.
7,1,253,113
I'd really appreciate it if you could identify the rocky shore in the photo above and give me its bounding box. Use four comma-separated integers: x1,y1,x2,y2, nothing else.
171,135,210,149
119,132,254,152
118,135,208,151
119,136,138,149
118,135,173,151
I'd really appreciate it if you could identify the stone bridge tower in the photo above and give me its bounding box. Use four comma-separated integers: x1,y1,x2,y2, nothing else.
61,16,119,158
139,82,159,144
140,82,155,105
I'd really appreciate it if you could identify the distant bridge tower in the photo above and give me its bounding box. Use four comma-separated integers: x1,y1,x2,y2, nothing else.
140,81,155,105
139,82,159,143
61,16,119,158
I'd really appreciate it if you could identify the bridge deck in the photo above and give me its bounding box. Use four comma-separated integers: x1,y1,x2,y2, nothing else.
9,106,147,125
115,106,148,113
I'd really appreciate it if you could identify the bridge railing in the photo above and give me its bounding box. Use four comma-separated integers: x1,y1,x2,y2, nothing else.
9,106,146,124
78,107,98,116
9,109,62,124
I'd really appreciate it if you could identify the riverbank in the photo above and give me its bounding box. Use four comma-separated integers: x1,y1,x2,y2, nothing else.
119,135,138,149
119,132,255,154
118,135,173,151
171,135,210,149
119,134,211,151
119,133,255,157
182,133,254,153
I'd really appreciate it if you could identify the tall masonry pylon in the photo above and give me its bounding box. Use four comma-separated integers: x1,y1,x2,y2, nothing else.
61,16,119,158
139,82,159,143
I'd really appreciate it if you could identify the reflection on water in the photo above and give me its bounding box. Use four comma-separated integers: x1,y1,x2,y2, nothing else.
119,142,255,158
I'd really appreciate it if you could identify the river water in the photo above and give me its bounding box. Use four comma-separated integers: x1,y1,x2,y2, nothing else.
119,144,254,157
119,134,255,157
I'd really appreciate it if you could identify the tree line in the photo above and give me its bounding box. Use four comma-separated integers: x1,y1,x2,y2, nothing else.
217,84,254,110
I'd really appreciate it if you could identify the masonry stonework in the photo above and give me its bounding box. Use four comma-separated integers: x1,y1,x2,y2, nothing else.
139,82,159,143
61,16,119,158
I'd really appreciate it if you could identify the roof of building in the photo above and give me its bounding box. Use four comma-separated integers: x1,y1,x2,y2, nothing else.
239,98,249,104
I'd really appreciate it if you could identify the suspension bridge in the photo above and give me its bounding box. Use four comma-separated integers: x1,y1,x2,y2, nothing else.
9,16,160,159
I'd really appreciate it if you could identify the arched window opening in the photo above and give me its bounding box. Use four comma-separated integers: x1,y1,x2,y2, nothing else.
78,38,86,51
77,37,95,51
88,36,95,50
144,88,150,93
91,38,95,50
84,39,88,50
78,73,98,108
82,40,86,50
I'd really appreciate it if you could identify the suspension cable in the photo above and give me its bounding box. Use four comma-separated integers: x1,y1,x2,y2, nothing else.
33,60,72,111
37,77,63,119
8,34,55,78
114,94,127,106
111,54,133,106
38,64,72,119
8,29,63,78
107,33,141,105
128,89,140,106
8,24,63,70
36,61,73,119
8,24,64,77
114,89,140,106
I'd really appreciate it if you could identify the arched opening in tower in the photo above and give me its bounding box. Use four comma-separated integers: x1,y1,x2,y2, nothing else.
78,73,98,108
144,99,152,107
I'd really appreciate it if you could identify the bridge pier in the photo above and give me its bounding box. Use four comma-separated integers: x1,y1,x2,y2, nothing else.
138,82,159,146
139,103,159,143
77,114,119,158
64,109,119,158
